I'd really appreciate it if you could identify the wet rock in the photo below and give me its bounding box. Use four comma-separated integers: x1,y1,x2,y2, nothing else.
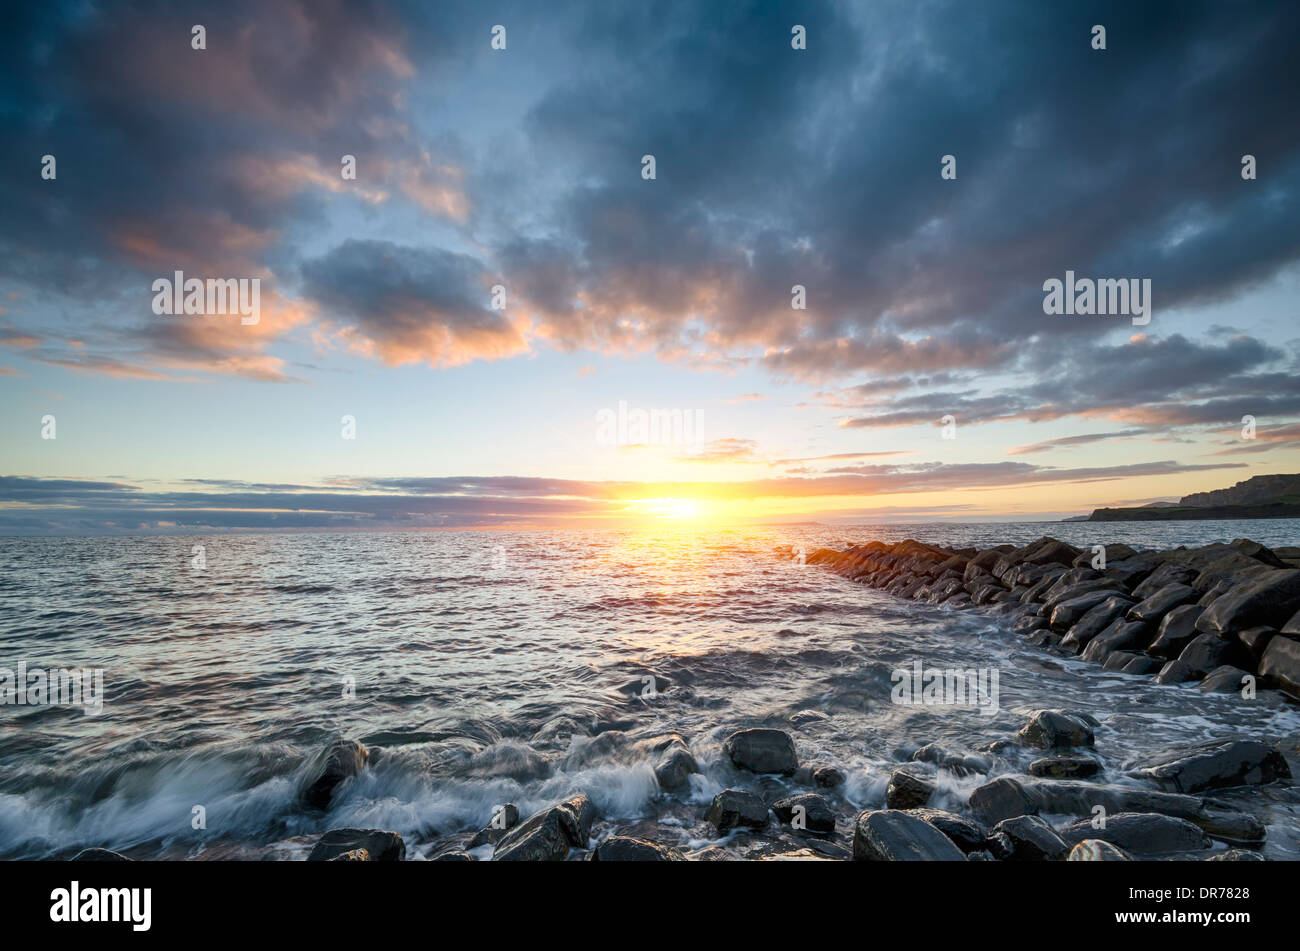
706,789,769,833
654,745,699,792
886,768,934,809
1014,613,1049,636
1149,604,1204,659
723,728,798,775
1067,839,1133,861
1127,583,1198,623
589,836,685,861
1176,633,1251,678
1061,596,1135,651
970,777,1204,825
772,793,836,833
1155,659,1197,685
1081,619,1152,664
430,849,475,861
1027,755,1101,779
1205,849,1265,861
910,743,991,776
904,808,989,852
70,848,131,861
1197,666,1251,693
1050,590,1125,632
852,810,967,861
812,765,845,788
1198,579,1234,607
301,739,369,810
990,815,1069,861
1136,739,1290,793
1197,569,1300,635
329,849,370,861
1237,626,1276,662
1132,563,1197,600
1260,635,1300,699
689,846,734,861
493,794,596,861
1120,654,1163,675
468,803,520,848
1058,813,1210,856
1015,710,1097,749
789,710,828,726
308,829,404,862
1196,808,1267,845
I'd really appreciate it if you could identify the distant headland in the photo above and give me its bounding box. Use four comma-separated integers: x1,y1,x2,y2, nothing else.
1076,474,1300,522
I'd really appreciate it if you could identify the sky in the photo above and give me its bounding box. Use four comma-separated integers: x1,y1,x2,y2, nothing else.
2,0,1300,533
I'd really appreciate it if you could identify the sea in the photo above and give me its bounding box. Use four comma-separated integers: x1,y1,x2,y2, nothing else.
1,519,1299,859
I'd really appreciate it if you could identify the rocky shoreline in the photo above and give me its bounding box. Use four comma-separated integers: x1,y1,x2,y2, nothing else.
67,535,1300,862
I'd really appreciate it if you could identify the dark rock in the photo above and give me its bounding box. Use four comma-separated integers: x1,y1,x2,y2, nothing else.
812,765,845,788
1176,633,1250,678
1198,579,1234,607
990,815,1069,860
589,836,685,861
1197,569,1300,635
70,848,131,862
852,810,967,861
886,768,934,809
1050,590,1124,631
654,746,699,791
1058,813,1210,856
1198,666,1251,693
1135,739,1291,793
772,793,836,833
493,794,596,861
1014,614,1049,636
1120,654,1163,675
723,728,798,775
301,739,369,810
308,828,404,862
1067,839,1133,861
1132,563,1197,600
903,808,989,852
970,777,1204,825
468,803,520,848
1127,583,1198,623
1205,849,1265,861
1081,619,1152,663
706,789,769,833
1196,808,1267,845
1149,604,1204,659
1015,709,1097,749
329,849,370,861
1061,596,1135,651
910,743,991,776
1260,635,1300,699
1237,626,1276,662
1155,659,1197,685
430,849,475,861
1027,755,1101,779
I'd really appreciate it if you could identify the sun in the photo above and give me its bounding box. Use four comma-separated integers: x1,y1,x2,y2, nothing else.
626,497,706,520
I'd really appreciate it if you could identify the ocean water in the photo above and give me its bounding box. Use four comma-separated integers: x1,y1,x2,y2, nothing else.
1,519,1299,860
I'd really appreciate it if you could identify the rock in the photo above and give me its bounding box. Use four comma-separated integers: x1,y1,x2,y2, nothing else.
1259,635,1300,699
1149,604,1204,659
1067,839,1133,861
1058,813,1210,856
308,829,404,862
1081,619,1152,663
772,793,836,833
969,777,1205,825
329,849,370,861
1027,755,1101,779
1127,583,1198,623
852,810,967,861
70,848,131,861
1284,608,1300,635
1197,666,1251,693
468,803,520,848
1015,710,1097,749
689,846,734,861
1050,590,1125,631
886,768,934,809
1120,654,1163,675
1135,739,1290,793
1155,659,1197,685
722,728,798,775
990,815,1069,860
1197,569,1300,635
1205,849,1265,861
903,808,989,852
812,765,845,788
1014,614,1049,636
1061,596,1135,651
430,849,475,861
654,746,699,791
589,836,685,861
1175,633,1250,678
788,710,828,725
706,789,769,833
1199,579,1234,607
910,743,991,776
1196,808,1267,845
301,739,369,810
1237,626,1276,662
1132,563,1197,600
493,794,596,861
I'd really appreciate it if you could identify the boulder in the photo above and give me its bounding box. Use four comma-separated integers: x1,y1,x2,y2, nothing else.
1027,755,1101,779
1067,839,1133,861
1135,739,1291,793
329,849,370,861
308,828,404,862
990,815,1069,860
493,794,596,861
1149,604,1204,659
1259,635,1300,699
1132,564,1197,600
468,803,520,848
903,808,989,852
969,777,1204,825
1155,659,1197,685
910,743,991,776
1015,710,1096,749
1081,619,1153,663
589,836,685,861
771,793,836,833
654,745,699,791
852,810,967,861
1175,633,1250,678
1196,808,1267,845
1060,596,1135,651
1237,626,1276,662
812,765,845,788
706,789,769,833
1127,583,1198,623
1197,569,1300,635
301,739,369,810
1058,813,1210,856
723,728,798,775
1050,590,1124,632
1197,666,1251,693
1120,654,1163,675
886,768,934,809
